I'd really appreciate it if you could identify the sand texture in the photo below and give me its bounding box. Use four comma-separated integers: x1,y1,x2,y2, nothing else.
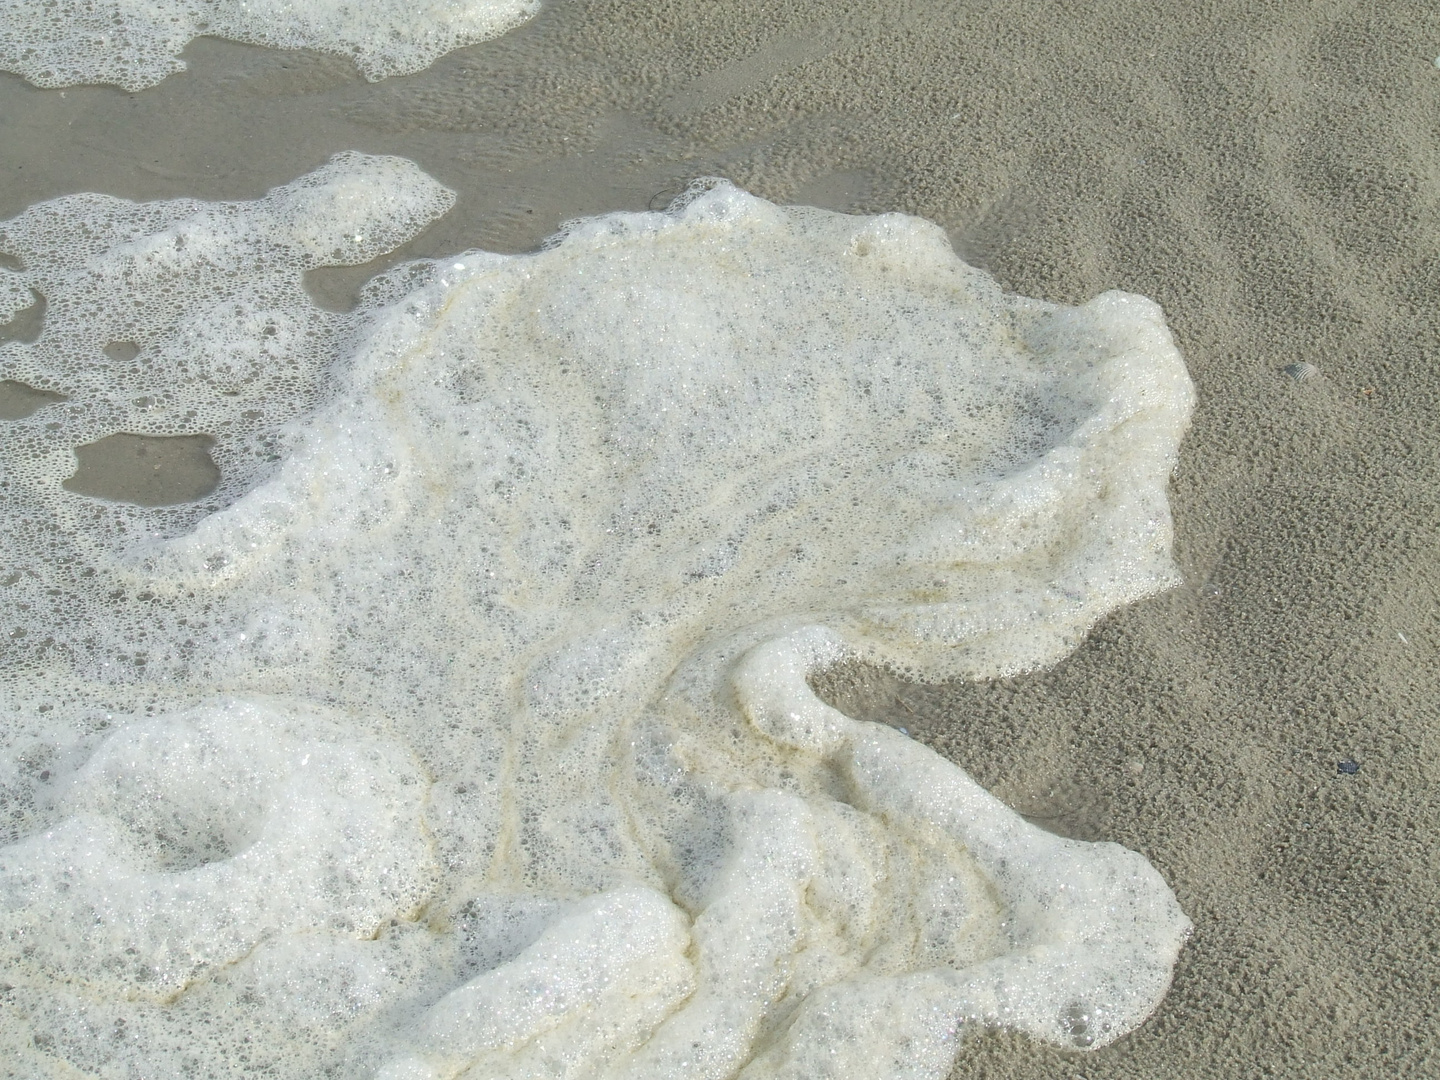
1,0,1438,1075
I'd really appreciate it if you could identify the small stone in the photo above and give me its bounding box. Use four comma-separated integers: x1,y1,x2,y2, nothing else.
1126,758,1145,776
1337,758,1359,775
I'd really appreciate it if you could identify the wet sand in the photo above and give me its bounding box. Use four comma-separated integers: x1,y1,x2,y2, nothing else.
2,0,1438,1075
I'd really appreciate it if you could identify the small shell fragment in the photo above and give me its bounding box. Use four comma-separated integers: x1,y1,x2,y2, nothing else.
1283,362,1320,382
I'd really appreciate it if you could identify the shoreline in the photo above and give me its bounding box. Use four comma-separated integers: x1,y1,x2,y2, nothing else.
2,2,1438,1076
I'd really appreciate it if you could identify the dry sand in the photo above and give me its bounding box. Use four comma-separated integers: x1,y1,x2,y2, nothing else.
2,0,1439,1075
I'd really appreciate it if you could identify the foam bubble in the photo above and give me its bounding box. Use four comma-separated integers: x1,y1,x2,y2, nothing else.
0,151,452,681
0,0,540,90
0,161,1193,1078
0,697,435,1000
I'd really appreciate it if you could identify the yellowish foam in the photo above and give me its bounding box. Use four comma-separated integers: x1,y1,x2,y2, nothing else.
0,160,1193,1078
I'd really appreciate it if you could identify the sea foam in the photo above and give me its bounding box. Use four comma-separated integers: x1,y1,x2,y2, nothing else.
0,157,1193,1078
0,0,540,90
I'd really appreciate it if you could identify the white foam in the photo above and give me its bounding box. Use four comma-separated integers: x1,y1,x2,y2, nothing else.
0,697,435,1000
0,0,540,90
0,151,451,608
0,162,1194,1078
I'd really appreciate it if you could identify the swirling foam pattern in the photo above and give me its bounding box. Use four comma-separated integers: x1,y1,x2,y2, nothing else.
0,159,1193,1078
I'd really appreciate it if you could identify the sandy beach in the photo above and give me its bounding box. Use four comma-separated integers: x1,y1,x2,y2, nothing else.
2,0,1437,1076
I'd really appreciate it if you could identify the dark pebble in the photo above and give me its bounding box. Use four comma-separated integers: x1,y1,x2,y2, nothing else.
1337,758,1359,775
